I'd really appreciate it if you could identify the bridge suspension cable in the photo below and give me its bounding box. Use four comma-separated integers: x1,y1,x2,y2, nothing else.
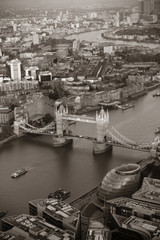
19,122,55,135
109,126,137,145
106,128,132,147
25,123,36,129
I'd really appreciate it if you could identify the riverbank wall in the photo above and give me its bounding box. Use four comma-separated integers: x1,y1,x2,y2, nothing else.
101,35,160,45
0,134,18,146
70,187,98,210
145,83,160,91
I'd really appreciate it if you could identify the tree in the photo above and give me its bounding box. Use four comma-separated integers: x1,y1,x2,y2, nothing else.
43,114,53,124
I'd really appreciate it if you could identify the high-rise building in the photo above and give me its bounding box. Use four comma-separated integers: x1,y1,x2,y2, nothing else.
7,59,21,81
32,32,39,45
144,0,152,14
153,0,160,14
139,0,144,13
139,0,154,15
13,24,17,32
24,66,39,80
38,71,52,82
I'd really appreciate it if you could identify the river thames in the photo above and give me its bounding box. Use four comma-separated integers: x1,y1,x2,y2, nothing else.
66,29,160,49
0,88,160,216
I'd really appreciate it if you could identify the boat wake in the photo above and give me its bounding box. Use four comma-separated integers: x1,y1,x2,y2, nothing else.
23,166,34,171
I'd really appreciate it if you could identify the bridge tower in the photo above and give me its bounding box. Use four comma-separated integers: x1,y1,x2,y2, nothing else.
53,105,72,147
13,116,27,136
93,108,112,154
55,105,67,136
150,136,160,159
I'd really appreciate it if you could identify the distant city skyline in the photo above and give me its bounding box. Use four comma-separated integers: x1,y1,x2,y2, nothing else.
0,0,137,9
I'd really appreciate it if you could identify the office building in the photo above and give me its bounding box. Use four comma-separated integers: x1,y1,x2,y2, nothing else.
2,214,74,240
32,32,39,45
153,0,160,14
132,177,160,205
25,66,39,80
7,59,21,81
112,214,160,240
29,198,81,239
144,0,152,14
139,0,144,13
0,107,14,125
106,197,160,223
97,164,141,202
38,71,52,82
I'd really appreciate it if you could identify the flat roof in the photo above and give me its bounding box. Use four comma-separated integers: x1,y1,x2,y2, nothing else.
2,214,73,240
132,177,160,205
29,198,80,229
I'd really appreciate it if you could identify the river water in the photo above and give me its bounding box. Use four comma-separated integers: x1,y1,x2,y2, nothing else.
66,29,160,49
0,88,160,216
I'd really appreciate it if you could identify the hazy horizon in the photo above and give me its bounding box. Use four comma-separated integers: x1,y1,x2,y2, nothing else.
0,0,138,9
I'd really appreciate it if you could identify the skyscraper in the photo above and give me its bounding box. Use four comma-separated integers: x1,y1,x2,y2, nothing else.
144,0,152,14
32,32,39,45
139,0,153,14
139,0,160,16
153,0,160,14
8,59,21,81
139,0,144,14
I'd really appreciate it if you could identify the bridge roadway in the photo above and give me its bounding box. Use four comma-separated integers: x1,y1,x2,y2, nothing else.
64,134,150,152
19,124,151,152
62,114,96,124
98,101,120,107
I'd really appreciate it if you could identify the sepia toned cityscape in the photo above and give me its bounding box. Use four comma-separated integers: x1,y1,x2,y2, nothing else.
0,0,160,239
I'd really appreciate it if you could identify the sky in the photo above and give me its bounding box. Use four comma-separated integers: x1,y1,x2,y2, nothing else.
0,0,137,9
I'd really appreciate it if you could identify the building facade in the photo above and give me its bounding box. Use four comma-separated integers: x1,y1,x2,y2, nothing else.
7,59,21,81
0,107,14,125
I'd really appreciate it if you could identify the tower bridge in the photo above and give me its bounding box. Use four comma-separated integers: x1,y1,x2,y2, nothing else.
13,105,160,157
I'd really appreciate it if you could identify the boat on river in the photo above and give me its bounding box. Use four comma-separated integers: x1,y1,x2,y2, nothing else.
11,168,28,178
153,92,160,97
122,103,135,111
154,127,160,134
0,211,7,218
48,188,71,200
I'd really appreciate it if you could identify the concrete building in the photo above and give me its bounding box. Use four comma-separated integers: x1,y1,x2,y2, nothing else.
153,0,160,14
32,32,39,45
86,220,110,240
139,0,145,13
52,39,73,58
112,214,160,240
13,24,17,32
0,81,38,92
2,214,74,240
0,107,14,125
144,0,152,14
38,71,52,82
132,177,160,205
139,0,160,15
29,198,81,239
7,59,21,81
81,91,109,107
106,196,160,223
25,66,39,80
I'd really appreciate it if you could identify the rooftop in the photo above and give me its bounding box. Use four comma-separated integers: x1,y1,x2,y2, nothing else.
106,196,160,217
112,214,160,238
29,198,80,229
2,214,74,240
132,177,160,205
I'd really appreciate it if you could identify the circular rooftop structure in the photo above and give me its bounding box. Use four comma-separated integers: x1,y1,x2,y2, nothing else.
97,163,141,202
